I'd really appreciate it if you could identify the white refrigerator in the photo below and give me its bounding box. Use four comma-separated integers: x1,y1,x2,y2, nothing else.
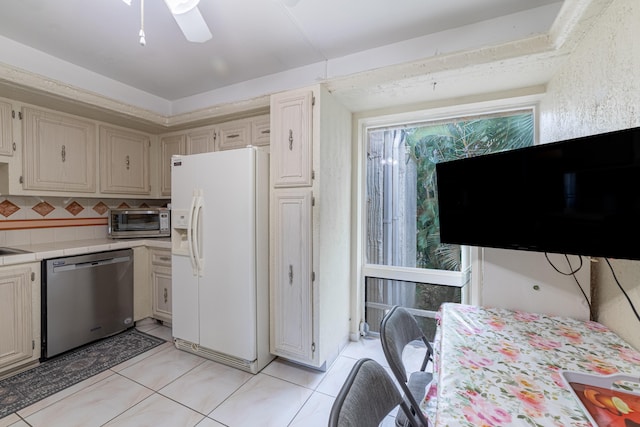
170,147,273,373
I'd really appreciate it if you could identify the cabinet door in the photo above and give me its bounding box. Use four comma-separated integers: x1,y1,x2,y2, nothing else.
271,189,314,362
251,115,271,146
271,91,313,187
160,134,186,196
152,266,172,323
22,107,96,192
100,126,150,194
186,128,214,154
0,266,34,370
0,99,14,156
151,250,172,323
217,119,250,151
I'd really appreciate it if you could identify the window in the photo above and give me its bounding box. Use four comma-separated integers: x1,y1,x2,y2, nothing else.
363,109,534,338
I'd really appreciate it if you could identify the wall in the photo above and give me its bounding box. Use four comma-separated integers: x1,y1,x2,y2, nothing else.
480,249,591,320
539,0,640,347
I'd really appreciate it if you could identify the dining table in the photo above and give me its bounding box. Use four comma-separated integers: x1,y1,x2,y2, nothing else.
421,303,640,426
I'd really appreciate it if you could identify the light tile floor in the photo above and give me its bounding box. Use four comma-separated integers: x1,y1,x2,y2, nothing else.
0,321,409,427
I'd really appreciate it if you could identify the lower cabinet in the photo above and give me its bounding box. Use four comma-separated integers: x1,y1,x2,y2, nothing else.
0,263,40,379
150,249,172,323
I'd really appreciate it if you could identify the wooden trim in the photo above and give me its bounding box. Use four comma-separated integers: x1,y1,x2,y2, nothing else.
0,217,107,231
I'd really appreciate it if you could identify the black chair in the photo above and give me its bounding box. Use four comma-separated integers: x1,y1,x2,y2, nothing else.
328,358,417,427
380,306,433,427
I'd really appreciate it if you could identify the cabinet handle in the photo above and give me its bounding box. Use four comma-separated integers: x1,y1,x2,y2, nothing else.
261,129,270,135
288,129,293,150
288,264,293,285
159,256,170,262
164,288,168,303
227,133,240,139
125,155,130,170
61,145,66,162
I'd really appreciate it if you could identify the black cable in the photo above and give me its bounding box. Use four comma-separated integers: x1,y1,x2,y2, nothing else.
604,258,640,323
544,253,592,317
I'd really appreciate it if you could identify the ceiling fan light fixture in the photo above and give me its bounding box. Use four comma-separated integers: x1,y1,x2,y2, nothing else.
164,0,200,15
171,6,212,43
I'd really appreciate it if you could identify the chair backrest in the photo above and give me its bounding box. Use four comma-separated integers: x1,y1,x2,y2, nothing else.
380,306,433,427
380,306,433,383
328,358,414,427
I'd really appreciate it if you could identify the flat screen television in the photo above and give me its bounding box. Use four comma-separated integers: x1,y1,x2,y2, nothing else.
435,126,640,260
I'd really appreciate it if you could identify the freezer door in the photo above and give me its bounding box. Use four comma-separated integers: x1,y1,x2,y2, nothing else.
171,155,200,344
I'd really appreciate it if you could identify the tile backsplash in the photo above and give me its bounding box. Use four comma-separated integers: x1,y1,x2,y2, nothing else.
0,196,169,247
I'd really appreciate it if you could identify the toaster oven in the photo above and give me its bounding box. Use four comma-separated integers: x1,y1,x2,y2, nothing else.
108,208,170,238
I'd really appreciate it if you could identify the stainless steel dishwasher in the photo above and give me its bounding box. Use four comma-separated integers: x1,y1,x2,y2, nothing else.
42,248,134,359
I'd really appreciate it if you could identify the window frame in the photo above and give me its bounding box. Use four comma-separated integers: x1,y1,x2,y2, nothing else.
353,95,541,335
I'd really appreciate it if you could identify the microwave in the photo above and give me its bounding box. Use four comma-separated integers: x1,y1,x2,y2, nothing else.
108,208,170,238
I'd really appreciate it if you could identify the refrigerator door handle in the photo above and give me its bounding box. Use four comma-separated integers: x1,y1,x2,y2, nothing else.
192,194,204,277
187,192,198,276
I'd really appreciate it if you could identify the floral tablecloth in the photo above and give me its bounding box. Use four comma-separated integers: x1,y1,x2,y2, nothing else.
422,303,640,426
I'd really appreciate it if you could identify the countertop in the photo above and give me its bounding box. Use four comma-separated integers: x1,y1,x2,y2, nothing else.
1,238,171,266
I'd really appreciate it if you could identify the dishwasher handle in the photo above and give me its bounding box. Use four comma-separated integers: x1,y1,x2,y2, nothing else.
52,255,132,273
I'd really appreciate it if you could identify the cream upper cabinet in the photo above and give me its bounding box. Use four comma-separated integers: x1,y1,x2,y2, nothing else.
0,263,40,378
160,134,186,197
271,91,313,187
186,128,215,154
251,114,271,146
22,107,96,192
217,118,251,151
0,99,14,156
269,85,351,369
160,128,215,196
99,125,151,195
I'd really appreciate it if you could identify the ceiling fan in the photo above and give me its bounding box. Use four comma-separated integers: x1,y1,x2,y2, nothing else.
122,0,212,44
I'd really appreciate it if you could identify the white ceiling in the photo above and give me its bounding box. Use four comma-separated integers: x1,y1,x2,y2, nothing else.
0,0,565,115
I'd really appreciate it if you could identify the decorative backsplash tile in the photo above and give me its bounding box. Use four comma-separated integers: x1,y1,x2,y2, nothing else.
32,201,55,217
0,200,20,218
92,201,109,215
65,201,85,217
0,196,169,231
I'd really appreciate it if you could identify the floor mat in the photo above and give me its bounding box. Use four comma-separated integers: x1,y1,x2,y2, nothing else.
0,328,165,419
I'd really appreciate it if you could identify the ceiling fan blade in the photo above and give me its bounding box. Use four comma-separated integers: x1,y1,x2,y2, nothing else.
170,6,212,43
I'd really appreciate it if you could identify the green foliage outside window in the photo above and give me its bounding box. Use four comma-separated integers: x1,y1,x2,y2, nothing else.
404,112,534,271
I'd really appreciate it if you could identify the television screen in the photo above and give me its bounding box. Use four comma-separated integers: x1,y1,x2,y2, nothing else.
435,127,640,260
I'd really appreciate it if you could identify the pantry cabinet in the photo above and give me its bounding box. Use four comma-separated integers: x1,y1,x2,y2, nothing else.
269,85,351,369
271,91,313,187
151,249,172,323
0,99,14,156
0,263,40,379
271,190,314,361
99,125,151,195
22,107,96,193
